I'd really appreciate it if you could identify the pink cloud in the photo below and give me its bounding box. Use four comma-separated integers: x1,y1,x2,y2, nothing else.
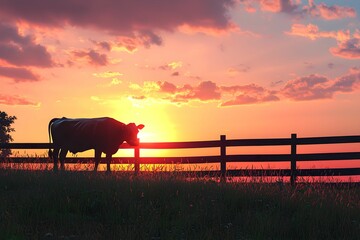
239,0,303,16
287,24,360,60
221,83,279,106
0,94,39,106
281,71,360,101
91,40,112,51
131,68,360,106
0,0,236,47
133,81,279,105
158,81,178,94
330,38,360,59
0,22,54,67
330,69,360,92
227,64,251,76
72,49,108,66
281,74,332,100
240,0,356,20
259,0,299,14
156,81,221,102
286,23,336,40
115,30,164,52
221,94,279,106
185,81,221,101
307,2,356,20
0,66,40,82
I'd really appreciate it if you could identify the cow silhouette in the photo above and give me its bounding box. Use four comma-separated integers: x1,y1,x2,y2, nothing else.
48,117,144,171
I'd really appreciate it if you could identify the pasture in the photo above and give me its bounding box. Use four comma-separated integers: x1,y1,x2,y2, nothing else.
0,169,359,240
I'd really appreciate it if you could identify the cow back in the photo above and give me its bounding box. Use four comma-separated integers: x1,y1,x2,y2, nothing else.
50,117,125,154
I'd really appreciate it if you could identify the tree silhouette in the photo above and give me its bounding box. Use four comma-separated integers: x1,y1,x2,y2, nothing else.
0,111,16,158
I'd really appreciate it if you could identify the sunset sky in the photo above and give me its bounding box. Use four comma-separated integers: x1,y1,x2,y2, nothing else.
1,0,360,148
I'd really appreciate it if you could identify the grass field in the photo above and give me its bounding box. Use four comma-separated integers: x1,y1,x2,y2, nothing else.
0,169,359,240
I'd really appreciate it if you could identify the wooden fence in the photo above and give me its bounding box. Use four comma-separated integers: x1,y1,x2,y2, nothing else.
1,133,360,185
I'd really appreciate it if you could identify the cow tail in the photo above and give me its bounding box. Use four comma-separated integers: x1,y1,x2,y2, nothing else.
48,118,59,159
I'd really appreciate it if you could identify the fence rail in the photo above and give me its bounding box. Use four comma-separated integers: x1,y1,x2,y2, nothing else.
1,133,360,184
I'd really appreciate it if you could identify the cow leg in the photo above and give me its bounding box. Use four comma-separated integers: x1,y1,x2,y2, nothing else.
52,148,60,172
59,149,68,171
94,150,101,171
106,154,112,172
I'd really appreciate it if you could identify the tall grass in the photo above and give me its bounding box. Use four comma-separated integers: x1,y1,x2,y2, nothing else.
0,169,359,240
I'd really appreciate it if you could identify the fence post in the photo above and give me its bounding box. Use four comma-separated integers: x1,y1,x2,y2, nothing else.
220,135,227,182
290,133,297,186
134,138,140,175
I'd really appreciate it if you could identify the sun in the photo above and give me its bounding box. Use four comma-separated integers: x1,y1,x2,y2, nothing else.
136,112,178,143
112,99,178,143
109,97,179,159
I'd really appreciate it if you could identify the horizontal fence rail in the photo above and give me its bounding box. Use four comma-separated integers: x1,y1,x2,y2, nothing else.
1,134,360,184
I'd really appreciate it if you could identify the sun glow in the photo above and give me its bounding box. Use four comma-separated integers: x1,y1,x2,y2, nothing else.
111,98,178,157
123,98,178,143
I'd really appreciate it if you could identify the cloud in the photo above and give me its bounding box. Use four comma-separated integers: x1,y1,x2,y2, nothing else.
330,37,360,59
286,23,336,40
159,61,183,71
0,22,54,67
287,24,360,59
281,74,332,100
239,0,303,15
131,80,278,105
157,81,177,94
0,66,40,82
227,64,251,76
220,83,279,106
158,61,183,77
139,30,163,47
240,0,356,20
91,40,112,51
330,68,360,93
281,70,360,101
130,68,360,106
114,30,165,52
72,49,108,66
185,81,222,101
0,0,236,49
93,71,123,85
259,0,299,14
131,95,146,100
93,71,123,78
306,1,356,20
157,81,221,102
0,94,39,106
171,72,180,77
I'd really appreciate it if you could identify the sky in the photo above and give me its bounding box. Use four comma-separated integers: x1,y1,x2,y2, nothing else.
1,0,360,151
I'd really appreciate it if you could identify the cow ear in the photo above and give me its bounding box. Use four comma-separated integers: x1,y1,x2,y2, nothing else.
137,124,145,130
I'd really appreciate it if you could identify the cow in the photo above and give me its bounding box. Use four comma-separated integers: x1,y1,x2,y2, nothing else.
48,117,144,172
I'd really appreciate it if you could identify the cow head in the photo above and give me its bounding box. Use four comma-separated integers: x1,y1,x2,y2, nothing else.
125,123,145,146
